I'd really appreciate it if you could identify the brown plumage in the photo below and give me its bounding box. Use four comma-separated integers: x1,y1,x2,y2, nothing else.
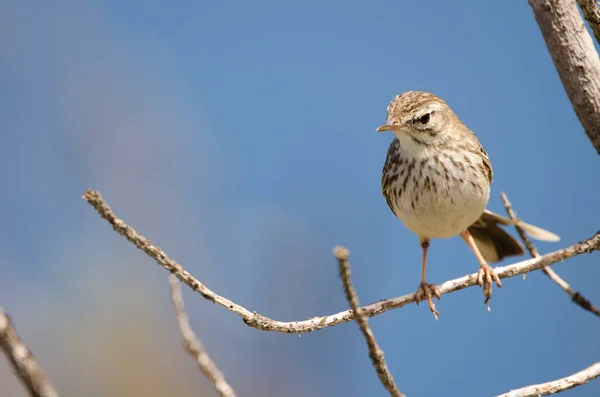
377,91,559,318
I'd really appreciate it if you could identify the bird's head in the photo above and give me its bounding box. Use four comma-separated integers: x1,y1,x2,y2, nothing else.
376,91,459,144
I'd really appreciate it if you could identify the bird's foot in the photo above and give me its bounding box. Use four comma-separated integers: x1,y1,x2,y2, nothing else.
477,263,502,306
415,282,441,320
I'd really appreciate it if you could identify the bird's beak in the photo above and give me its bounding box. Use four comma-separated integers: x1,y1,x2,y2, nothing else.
376,123,397,132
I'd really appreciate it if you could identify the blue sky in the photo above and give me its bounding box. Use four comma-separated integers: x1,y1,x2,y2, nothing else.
0,1,598,396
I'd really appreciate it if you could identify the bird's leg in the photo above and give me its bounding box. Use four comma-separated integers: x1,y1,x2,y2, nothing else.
461,229,502,305
414,238,441,320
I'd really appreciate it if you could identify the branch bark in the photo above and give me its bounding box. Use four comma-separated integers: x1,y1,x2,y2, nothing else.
496,361,600,397
334,247,404,397
83,189,600,334
501,193,600,317
0,307,58,397
169,276,237,397
530,0,600,154
577,0,600,45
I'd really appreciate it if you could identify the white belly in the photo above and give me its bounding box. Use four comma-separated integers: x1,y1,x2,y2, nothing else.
388,151,490,239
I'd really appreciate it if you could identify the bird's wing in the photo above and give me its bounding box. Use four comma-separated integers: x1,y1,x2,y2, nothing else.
477,144,493,184
381,139,402,217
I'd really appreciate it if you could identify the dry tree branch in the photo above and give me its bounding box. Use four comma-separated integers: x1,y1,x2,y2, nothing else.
496,361,600,397
0,307,58,397
168,276,237,397
501,193,600,317
577,0,600,45
83,189,600,334
529,0,600,154
334,246,404,397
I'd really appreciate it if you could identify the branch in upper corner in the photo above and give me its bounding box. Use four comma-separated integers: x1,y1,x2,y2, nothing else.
0,307,59,397
577,0,600,45
496,361,600,397
169,276,237,397
529,0,600,155
501,193,600,318
334,246,405,397
83,189,600,334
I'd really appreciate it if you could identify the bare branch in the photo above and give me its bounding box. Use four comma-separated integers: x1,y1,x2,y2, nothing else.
334,246,404,397
529,0,600,154
168,276,237,397
501,193,600,317
496,361,600,397
83,189,600,334
577,0,600,45
0,307,58,397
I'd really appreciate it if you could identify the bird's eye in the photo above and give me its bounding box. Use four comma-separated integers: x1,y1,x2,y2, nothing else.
418,113,431,124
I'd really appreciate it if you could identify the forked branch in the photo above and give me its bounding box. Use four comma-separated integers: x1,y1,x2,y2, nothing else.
501,193,600,317
529,0,600,154
83,189,600,334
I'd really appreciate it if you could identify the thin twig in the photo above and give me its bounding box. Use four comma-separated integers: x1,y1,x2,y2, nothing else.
83,189,600,334
501,193,600,317
0,307,58,397
577,0,600,45
496,361,600,397
169,275,237,397
334,246,404,397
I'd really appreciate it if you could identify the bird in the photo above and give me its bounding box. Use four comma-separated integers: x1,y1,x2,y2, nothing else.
376,91,559,319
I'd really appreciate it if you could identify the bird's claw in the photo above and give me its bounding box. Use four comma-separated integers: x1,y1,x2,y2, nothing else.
415,282,441,320
477,263,502,305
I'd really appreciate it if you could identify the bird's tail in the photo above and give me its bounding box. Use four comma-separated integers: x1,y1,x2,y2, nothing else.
466,209,560,263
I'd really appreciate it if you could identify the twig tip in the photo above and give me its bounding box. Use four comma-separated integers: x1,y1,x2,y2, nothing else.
332,246,350,260
82,189,100,202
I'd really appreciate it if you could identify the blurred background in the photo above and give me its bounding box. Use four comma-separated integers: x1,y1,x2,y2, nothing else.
1,1,599,396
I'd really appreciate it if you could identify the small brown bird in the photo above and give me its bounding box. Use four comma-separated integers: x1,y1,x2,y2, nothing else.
377,91,559,319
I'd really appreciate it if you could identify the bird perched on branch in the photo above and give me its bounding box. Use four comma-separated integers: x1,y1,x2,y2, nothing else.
377,91,560,319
